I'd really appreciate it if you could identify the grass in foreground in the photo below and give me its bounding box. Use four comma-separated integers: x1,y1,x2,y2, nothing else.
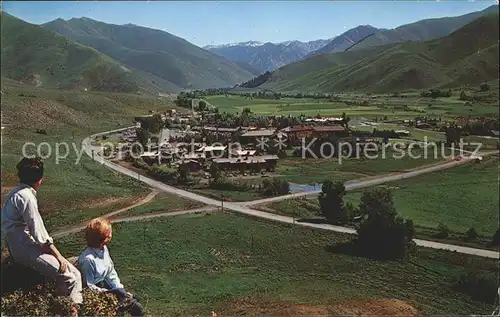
57,212,498,316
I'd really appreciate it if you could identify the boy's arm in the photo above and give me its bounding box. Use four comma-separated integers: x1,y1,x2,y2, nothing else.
105,257,124,290
79,258,109,292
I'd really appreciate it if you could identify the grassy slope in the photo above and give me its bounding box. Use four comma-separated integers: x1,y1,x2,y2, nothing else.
42,18,254,90
57,212,498,316
262,13,499,93
0,13,144,94
0,80,186,230
352,5,498,50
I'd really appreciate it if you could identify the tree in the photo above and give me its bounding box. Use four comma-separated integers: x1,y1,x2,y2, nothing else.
261,178,290,196
198,100,207,111
177,163,190,185
341,112,351,131
209,163,222,183
465,227,478,241
356,188,416,260
136,128,150,147
480,82,490,92
436,222,450,238
445,125,462,146
318,180,350,224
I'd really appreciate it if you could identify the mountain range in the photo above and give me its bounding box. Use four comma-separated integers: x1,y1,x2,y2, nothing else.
1,13,141,93
41,17,256,91
205,39,333,73
206,5,497,73
254,11,499,93
1,4,498,94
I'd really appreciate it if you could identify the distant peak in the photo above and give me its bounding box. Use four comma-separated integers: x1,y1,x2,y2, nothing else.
205,41,265,49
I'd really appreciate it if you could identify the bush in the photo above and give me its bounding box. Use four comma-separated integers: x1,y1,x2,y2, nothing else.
480,82,490,92
455,270,498,304
465,227,478,241
1,256,119,316
435,222,450,238
491,228,499,246
2,284,119,316
261,178,290,197
35,129,47,135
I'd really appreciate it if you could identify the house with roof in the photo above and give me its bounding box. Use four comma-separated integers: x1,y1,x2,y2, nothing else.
212,154,279,173
239,128,279,144
195,145,227,159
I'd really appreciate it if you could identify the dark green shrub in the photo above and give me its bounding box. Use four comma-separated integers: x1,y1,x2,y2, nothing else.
435,222,450,238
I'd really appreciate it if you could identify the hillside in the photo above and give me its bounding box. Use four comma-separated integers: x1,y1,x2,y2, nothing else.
0,13,143,93
259,13,499,93
205,39,332,73
42,18,255,90
309,25,383,56
350,4,498,51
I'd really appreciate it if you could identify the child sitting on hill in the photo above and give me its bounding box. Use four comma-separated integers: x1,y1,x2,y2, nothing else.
78,217,145,317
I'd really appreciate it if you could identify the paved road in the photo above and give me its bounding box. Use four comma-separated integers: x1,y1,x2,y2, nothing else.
82,129,499,259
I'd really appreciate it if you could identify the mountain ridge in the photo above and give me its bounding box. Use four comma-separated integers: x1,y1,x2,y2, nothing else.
255,12,499,93
42,17,255,90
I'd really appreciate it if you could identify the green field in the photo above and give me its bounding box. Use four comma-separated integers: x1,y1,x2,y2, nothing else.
0,81,180,230
206,92,499,119
57,212,498,316
267,156,499,238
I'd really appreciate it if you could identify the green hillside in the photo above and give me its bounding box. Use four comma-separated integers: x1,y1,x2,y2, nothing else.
0,13,144,93
350,4,498,51
42,18,255,90
261,13,499,93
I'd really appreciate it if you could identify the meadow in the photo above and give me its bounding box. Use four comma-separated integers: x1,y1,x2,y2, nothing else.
277,148,451,184
56,212,498,316
205,89,499,119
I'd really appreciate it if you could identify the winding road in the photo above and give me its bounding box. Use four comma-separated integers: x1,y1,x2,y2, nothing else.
81,127,499,259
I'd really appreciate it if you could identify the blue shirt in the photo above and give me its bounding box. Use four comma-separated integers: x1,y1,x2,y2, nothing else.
78,246,124,292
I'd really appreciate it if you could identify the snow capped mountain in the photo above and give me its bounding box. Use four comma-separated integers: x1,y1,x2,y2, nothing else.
205,38,333,72
204,41,265,50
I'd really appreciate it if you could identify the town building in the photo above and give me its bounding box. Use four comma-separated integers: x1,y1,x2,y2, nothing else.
212,155,279,173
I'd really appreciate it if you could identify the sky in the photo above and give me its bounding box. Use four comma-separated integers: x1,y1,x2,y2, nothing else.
2,1,497,47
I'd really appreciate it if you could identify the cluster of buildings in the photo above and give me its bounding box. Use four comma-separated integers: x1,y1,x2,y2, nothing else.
130,110,350,176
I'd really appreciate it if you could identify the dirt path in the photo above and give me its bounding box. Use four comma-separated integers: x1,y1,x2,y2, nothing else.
52,189,160,238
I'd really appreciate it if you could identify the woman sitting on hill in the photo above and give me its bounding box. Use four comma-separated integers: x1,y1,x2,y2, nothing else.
78,217,145,317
